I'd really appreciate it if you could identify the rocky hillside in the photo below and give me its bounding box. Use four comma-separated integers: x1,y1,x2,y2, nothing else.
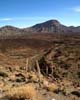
0,39,80,100
30,20,80,33
0,26,28,38
0,20,80,38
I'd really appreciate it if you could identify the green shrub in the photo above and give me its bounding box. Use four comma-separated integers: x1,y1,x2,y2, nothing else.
0,71,8,77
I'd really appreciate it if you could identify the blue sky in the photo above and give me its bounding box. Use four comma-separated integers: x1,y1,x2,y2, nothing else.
0,0,80,28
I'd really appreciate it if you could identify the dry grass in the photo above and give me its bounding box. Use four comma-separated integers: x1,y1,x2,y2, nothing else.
28,72,38,82
5,84,38,100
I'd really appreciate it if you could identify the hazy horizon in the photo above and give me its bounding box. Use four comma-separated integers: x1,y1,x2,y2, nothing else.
0,19,80,28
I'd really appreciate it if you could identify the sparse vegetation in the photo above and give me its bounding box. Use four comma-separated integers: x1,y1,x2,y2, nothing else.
5,84,38,100
47,83,59,92
0,30,80,100
0,71,8,77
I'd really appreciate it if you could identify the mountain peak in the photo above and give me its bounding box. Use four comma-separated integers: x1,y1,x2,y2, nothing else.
31,19,62,32
1,25,19,30
45,19,60,26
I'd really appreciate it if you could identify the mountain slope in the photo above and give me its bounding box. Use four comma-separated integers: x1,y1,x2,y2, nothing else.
0,25,29,38
30,20,80,33
30,20,66,33
0,19,80,38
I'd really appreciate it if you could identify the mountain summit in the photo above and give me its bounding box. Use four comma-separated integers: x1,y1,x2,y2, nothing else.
44,20,61,26
30,19,80,33
31,20,62,33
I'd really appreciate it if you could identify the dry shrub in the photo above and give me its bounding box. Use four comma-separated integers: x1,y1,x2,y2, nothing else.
9,74,16,81
28,72,38,82
42,78,59,92
0,81,4,88
0,71,8,77
3,83,12,91
6,84,37,100
47,83,59,92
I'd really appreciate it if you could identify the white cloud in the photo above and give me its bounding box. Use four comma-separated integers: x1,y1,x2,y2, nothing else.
0,18,13,21
0,17,53,21
72,6,80,12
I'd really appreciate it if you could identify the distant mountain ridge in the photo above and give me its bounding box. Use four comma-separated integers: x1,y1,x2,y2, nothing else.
0,25,27,38
0,19,80,38
30,20,80,33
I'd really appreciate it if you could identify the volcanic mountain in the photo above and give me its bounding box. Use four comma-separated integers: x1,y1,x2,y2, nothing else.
0,19,80,38
30,20,80,33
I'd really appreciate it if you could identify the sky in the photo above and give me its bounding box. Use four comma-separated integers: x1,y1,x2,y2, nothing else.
0,0,80,28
